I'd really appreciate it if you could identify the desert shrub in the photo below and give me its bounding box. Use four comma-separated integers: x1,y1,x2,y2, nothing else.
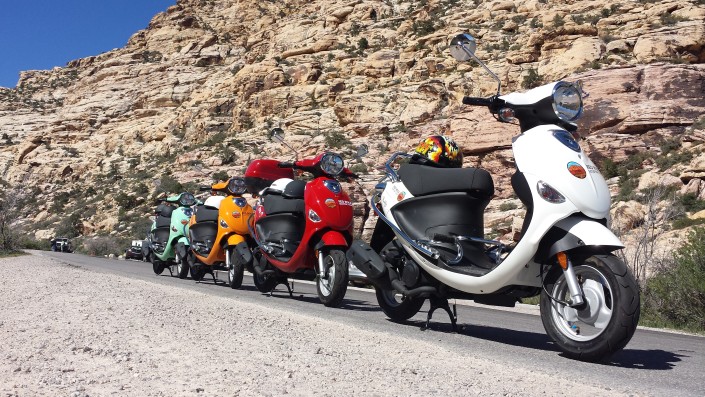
158,175,184,194
54,213,82,238
18,236,51,250
325,131,351,149
80,236,130,257
641,227,705,333
522,68,542,89
212,170,229,182
499,202,518,211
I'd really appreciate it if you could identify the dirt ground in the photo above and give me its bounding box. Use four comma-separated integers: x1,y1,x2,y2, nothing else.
0,254,627,396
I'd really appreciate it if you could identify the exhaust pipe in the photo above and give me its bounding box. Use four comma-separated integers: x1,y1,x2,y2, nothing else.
347,240,437,298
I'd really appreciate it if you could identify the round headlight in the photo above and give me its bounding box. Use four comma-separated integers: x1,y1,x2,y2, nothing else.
320,152,344,176
552,82,583,122
179,192,196,207
227,177,247,195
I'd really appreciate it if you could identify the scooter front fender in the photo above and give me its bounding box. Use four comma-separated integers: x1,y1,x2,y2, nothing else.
313,230,349,250
227,234,246,247
540,216,624,261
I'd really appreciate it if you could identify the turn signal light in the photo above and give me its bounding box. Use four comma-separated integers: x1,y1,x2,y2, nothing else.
557,251,568,270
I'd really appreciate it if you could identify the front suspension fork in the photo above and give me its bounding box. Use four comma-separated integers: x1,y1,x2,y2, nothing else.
557,252,585,307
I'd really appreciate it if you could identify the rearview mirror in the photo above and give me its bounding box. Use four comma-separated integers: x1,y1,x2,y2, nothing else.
355,144,369,159
449,33,477,62
271,128,285,143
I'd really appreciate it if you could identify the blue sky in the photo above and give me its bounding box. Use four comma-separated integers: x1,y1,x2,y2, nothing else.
0,0,176,88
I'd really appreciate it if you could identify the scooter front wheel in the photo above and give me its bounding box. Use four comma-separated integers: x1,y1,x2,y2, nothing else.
227,249,245,289
176,249,190,279
540,254,640,362
316,249,349,308
375,288,425,322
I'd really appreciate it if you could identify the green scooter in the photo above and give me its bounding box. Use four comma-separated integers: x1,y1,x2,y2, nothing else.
149,192,197,278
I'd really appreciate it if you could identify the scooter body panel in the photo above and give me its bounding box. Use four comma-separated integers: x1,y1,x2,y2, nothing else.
379,126,619,294
513,125,611,219
154,206,192,262
190,196,253,266
256,177,353,274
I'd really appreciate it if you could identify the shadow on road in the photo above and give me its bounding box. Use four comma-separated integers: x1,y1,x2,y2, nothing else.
604,349,686,370
396,318,686,369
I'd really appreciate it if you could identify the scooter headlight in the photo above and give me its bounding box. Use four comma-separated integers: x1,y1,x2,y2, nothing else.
179,192,197,207
227,177,247,195
320,152,344,176
552,82,583,122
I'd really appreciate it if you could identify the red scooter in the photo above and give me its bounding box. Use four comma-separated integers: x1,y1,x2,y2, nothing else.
244,132,359,307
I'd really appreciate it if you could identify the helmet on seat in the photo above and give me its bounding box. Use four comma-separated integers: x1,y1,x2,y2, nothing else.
411,135,463,168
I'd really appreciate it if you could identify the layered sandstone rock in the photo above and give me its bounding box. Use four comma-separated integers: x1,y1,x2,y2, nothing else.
0,0,703,244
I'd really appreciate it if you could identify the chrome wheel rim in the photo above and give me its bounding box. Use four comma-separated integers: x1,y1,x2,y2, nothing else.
549,265,614,342
318,254,335,297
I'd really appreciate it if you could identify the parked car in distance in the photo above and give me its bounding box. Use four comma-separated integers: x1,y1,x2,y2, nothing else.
125,240,144,260
51,237,73,253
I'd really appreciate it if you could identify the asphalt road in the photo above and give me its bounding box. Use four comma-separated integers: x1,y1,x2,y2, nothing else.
38,251,705,396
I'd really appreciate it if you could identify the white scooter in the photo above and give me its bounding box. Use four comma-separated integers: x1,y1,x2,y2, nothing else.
347,33,640,361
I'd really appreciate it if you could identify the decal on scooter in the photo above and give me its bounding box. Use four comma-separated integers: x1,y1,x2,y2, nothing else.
325,198,337,208
586,163,600,174
338,200,352,206
231,211,241,218
567,161,586,179
396,191,406,201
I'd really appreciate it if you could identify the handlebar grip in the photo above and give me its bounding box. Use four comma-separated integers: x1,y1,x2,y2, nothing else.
462,96,494,106
198,186,211,191
433,233,456,244
278,162,295,168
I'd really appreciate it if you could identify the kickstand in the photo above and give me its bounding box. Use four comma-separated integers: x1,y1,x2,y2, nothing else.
269,279,294,298
167,266,173,276
210,272,217,284
424,296,458,332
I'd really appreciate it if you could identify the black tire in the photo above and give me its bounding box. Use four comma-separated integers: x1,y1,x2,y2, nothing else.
540,254,640,362
176,251,190,279
375,287,425,321
190,265,206,281
316,249,349,307
152,258,165,275
227,249,245,289
253,255,279,293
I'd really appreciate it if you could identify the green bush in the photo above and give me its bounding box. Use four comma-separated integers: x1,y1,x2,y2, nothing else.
80,236,130,257
641,227,705,333
212,170,229,182
18,236,51,250
522,68,542,89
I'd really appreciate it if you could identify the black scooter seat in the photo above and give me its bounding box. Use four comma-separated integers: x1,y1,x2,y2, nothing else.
398,164,494,198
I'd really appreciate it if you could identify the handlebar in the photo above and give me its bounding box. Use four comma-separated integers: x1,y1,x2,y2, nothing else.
278,161,295,169
198,186,211,191
462,96,494,106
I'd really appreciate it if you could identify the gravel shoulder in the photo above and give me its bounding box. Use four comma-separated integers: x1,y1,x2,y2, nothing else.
1,254,630,396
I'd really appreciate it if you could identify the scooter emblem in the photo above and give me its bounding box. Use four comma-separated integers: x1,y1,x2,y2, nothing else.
325,198,337,208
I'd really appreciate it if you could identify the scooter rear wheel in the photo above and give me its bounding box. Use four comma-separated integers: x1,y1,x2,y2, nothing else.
375,288,425,322
253,254,279,293
540,254,640,362
152,259,165,275
316,249,349,307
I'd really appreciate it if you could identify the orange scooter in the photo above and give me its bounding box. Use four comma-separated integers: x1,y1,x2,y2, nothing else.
187,177,255,287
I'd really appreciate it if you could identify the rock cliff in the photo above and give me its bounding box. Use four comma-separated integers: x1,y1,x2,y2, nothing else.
0,0,704,247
